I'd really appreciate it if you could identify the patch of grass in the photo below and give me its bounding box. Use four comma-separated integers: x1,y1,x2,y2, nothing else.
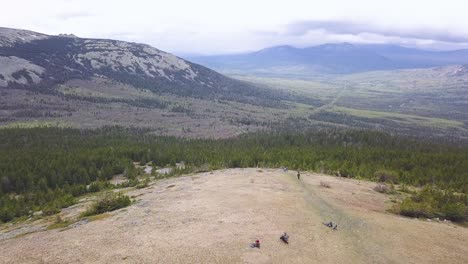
47,221,70,230
47,215,70,230
136,176,151,189
0,121,71,129
87,213,111,222
397,186,467,222
398,184,414,194
81,192,132,217
331,106,464,129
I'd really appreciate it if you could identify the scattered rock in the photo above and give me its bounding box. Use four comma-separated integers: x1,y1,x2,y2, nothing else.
32,211,43,217
176,162,185,170
156,168,172,175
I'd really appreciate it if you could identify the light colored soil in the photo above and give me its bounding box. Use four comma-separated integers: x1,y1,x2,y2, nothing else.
0,169,467,264
109,174,128,185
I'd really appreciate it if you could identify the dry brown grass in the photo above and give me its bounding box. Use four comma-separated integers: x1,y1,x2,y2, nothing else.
1,169,467,264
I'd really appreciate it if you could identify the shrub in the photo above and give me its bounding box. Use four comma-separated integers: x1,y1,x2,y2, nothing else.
87,182,103,193
399,197,435,218
374,170,398,183
0,208,14,223
136,176,150,189
398,186,467,222
82,192,131,217
42,205,60,216
440,202,467,222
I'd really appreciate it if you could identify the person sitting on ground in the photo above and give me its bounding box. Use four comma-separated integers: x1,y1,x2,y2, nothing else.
251,240,260,248
280,232,289,244
325,221,333,227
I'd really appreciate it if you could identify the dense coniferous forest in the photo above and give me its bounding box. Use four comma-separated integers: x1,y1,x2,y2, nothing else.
0,127,467,222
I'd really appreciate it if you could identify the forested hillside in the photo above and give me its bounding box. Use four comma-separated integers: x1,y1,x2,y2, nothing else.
1,127,467,222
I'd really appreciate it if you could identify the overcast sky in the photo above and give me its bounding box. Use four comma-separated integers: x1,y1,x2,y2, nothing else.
2,0,468,54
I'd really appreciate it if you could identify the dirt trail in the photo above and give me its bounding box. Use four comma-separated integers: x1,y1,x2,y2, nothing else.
308,84,347,115
0,169,467,264
284,173,387,263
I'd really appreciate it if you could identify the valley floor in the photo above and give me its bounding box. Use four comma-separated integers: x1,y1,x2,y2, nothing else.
1,169,467,263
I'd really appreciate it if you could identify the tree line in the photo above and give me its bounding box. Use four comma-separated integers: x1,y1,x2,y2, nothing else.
0,126,467,222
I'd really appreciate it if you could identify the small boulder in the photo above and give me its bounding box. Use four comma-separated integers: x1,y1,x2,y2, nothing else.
32,211,43,217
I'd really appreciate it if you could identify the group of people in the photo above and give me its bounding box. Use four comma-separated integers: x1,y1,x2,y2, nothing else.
250,232,290,249
251,171,338,250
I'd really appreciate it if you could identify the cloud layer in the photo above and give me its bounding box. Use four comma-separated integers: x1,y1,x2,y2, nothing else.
1,0,468,54
285,20,468,43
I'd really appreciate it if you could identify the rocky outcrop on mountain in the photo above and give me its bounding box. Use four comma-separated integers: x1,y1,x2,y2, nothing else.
0,27,288,106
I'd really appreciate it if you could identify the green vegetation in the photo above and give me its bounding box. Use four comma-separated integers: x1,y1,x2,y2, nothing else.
331,106,465,129
81,192,131,217
233,72,468,137
47,215,70,230
398,186,467,222
0,127,467,223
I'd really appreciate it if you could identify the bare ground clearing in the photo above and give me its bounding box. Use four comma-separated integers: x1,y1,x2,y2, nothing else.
0,169,467,263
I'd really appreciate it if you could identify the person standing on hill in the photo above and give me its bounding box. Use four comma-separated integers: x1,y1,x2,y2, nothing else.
297,171,301,180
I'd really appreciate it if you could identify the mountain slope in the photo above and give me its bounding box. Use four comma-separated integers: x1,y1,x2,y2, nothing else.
188,43,468,75
1,27,467,139
0,27,293,106
0,27,329,137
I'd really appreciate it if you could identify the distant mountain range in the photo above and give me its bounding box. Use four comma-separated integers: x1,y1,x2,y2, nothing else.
187,43,468,75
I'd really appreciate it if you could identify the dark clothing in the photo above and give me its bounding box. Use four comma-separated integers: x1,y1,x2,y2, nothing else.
297,172,300,180
280,233,289,244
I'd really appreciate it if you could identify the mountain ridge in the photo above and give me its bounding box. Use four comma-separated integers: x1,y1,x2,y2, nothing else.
188,43,468,74
0,27,293,106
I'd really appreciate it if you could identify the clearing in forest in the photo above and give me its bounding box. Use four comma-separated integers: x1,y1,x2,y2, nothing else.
0,168,467,263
